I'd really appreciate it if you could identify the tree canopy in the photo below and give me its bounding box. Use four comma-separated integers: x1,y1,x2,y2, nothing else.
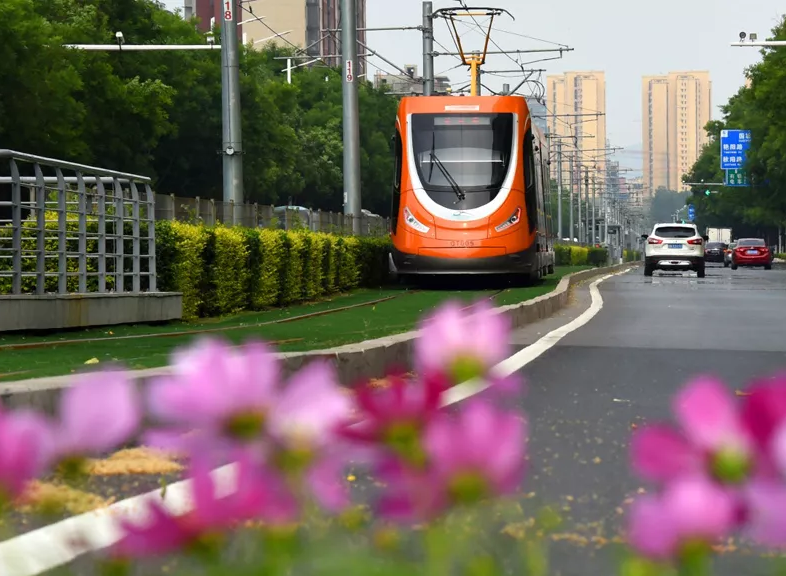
684,16,786,239
0,0,398,215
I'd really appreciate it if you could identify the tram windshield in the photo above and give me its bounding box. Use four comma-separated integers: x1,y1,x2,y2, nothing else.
411,113,514,209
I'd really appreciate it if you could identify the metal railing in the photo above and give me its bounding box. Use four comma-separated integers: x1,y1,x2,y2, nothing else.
154,194,391,237
0,150,157,296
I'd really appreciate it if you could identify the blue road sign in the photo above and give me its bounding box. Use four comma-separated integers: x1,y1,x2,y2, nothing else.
720,129,751,170
725,168,749,187
687,204,696,222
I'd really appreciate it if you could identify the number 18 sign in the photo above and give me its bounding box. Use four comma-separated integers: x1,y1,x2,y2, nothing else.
224,0,234,20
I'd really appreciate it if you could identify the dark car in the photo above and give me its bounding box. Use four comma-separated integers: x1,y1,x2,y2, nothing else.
731,238,773,270
704,241,727,263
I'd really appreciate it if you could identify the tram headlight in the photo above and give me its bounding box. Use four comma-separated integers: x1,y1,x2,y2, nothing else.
403,206,430,233
495,207,522,232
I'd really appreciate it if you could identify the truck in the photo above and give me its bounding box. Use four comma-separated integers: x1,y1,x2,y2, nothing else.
706,227,732,244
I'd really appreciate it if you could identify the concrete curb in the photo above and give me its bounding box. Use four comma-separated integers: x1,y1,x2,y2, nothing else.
0,263,637,413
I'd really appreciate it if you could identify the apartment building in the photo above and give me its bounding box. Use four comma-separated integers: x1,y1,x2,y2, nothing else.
546,71,607,187
186,0,367,75
642,71,711,193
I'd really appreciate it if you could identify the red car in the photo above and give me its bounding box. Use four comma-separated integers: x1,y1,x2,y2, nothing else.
731,238,773,270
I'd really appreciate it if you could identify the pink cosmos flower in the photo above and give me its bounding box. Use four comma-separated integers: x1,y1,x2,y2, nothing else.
0,406,53,501
51,371,141,460
627,476,737,561
376,399,526,520
631,376,755,484
264,360,354,512
144,338,281,452
414,300,511,384
338,372,449,456
113,452,296,559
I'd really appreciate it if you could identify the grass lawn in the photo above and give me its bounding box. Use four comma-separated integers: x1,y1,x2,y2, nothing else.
0,266,593,382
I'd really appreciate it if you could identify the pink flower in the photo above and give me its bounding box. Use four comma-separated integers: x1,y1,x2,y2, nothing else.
338,372,448,464
264,361,354,512
144,338,280,451
627,477,736,561
52,371,141,460
740,375,786,477
414,300,510,384
631,376,755,484
743,480,786,547
0,407,53,501
377,399,526,520
113,452,296,559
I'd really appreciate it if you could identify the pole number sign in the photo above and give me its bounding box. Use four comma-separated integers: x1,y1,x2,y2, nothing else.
345,60,354,82
224,0,233,20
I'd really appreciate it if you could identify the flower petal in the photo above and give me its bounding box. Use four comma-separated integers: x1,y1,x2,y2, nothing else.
630,424,702,482
627,495,679,560
673,376,748,452
744,480,786,547
59,371,141,455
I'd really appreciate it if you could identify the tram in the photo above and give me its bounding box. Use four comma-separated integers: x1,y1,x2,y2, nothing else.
387,8,555,281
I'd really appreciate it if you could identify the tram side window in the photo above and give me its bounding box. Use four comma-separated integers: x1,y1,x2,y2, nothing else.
523,130,538,233
390,130,403,233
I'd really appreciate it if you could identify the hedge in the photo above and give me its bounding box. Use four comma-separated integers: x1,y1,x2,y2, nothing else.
554,244,609,268
624,249,642,262
153,221,391,320
0,216,391,320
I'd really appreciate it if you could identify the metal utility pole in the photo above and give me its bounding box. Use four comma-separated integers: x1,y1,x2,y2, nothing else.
579,166,589,244
568,155,574,241
221,0,244,207
341,0,362,233
422,1,434,96
556,140,563,239
591,176,597,245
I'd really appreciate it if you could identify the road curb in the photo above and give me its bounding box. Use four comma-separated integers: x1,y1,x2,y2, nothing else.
0,263,637,413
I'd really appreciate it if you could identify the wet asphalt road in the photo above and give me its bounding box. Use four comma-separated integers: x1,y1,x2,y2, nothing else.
16,263,786,575
518,263,786,575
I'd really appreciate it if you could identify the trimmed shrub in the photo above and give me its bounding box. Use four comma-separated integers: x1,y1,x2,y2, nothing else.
554,244,572,266
569,246,588,266
587,246,608,267
624,249,642,262
151,222,392,319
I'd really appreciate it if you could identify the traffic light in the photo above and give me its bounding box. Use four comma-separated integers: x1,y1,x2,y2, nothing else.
705,190,711,196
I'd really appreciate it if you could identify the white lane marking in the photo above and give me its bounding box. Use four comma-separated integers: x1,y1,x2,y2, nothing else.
0,268,627,576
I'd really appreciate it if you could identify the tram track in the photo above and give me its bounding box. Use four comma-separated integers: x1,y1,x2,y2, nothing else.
0,290,426,352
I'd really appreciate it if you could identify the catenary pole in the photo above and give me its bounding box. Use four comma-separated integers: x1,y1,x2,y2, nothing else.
341,0,362,233
422,1,434,96
221,0,244,210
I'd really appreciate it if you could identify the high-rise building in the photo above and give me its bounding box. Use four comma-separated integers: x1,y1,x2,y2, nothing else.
546,71,607,187
186,0,367,76
642,71,711,194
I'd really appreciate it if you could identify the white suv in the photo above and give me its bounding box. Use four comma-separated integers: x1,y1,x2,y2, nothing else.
642,223,708,278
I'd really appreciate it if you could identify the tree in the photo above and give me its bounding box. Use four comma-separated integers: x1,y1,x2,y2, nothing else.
0,0,400,215
684,15,786,242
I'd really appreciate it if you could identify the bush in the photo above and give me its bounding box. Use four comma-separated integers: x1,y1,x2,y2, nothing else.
554,244,572,266
587,246,608,267
153,221,391,320
624,249,642,262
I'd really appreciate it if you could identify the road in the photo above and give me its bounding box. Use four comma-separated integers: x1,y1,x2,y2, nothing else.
6,263,786,575
509,263,786,575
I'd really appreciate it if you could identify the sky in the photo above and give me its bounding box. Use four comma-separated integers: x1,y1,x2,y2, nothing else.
161,0,783,173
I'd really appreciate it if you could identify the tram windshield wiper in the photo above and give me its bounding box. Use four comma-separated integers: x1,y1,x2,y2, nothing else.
428,133,466,202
